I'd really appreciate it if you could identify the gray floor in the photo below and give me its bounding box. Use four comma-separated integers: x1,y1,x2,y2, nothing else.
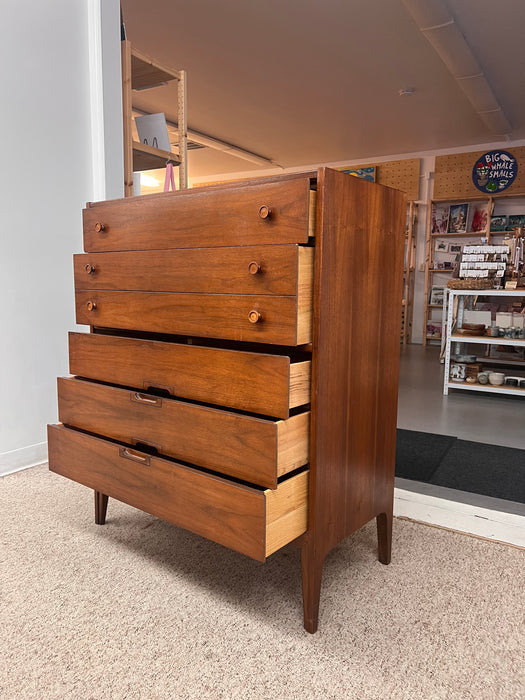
396,344,525,516
398,344,525,450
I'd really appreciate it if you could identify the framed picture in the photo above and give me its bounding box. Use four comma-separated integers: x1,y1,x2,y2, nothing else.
490,215,507,232
339,166,376,182
426,321,442,338
429,286,444,305
449,244,462,253
431,203,450,234
507,214,525,229
448,203,469,233
470,203,489,233
434,240,449,253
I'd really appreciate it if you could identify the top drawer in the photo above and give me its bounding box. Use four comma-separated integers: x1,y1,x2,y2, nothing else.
83,177,315,252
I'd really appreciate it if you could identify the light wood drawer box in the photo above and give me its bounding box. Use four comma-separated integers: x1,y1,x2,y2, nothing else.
68,332,311,419
47,424,308,562
57,377,310,489
74,245,313,296
75,290,312,346
83,177,315,252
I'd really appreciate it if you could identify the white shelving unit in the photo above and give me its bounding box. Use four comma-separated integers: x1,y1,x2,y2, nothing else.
443,289,525,396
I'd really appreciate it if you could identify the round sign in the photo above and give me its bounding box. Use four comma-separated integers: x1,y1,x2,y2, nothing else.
472,150,517,193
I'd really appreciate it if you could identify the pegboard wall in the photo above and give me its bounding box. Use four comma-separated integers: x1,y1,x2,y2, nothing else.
338,158,421,200
434,147,525,200
195,158,421,199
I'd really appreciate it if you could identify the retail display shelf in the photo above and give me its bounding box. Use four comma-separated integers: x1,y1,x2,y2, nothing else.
449,334,525,347
443,289,525,397
430,231,490,237
446,382,525,396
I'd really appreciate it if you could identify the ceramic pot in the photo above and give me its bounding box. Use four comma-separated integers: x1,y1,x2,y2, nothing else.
488,372,505,386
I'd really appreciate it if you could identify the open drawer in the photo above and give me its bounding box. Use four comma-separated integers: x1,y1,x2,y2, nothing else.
47,424,308,562
57,377,310,489
68,332,311,419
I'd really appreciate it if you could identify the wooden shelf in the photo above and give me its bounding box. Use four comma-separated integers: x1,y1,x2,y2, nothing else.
431,231,488,237
132,141,180,172
130,48,182,90
122,41,188,196
401,201,417,345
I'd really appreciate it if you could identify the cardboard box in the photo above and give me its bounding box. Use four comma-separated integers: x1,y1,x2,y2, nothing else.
496,312,513,328
463,310,491,326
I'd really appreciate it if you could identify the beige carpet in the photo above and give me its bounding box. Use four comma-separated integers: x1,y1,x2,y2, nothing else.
1,465,524,700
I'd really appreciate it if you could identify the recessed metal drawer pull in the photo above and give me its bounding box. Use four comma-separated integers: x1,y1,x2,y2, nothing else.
131,392,162,407
118,446,150,466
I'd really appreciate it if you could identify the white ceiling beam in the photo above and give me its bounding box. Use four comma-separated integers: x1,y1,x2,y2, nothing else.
402,0,512,136
132,107,282,168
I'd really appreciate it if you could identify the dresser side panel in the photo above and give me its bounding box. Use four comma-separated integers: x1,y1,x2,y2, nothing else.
309,168,406,553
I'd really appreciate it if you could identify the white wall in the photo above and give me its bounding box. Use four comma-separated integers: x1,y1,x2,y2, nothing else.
0,0,122,474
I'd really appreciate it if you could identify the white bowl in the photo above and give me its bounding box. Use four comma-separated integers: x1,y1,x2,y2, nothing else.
488,372,505,386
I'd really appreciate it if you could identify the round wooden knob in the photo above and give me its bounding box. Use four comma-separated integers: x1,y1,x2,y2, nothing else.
86,300,97,312
94,222,105,232
248,261,261,275
258,205,271,220
248,310,261,324
85,264,95,275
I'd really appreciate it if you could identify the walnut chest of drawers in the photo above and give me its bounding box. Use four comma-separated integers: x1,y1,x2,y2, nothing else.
48,167,406,633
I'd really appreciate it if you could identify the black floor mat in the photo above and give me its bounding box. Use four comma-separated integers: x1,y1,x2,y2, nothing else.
429,439,525,503
395,429,457,481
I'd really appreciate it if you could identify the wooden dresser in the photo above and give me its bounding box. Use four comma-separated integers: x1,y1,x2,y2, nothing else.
48,167,406,633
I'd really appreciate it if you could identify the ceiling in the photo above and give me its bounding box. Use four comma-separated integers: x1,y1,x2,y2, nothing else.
120,0,525,183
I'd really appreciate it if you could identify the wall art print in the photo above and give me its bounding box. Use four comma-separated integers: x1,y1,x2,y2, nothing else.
341,167,376,182
472,150,518,193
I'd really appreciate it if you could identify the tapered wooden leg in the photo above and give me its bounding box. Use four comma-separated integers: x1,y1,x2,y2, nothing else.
376,510,392,565
95,491,109,525
301,541,325,634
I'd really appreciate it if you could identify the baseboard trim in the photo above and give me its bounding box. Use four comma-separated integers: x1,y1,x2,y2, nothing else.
0,442,48,477
394,486,525,548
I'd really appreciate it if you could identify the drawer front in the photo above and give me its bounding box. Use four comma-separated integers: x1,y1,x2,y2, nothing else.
57,377,310,489
75,290,312,346
83,178,313,252
69,332,311,419
47,424,308,561
75,245,313,296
